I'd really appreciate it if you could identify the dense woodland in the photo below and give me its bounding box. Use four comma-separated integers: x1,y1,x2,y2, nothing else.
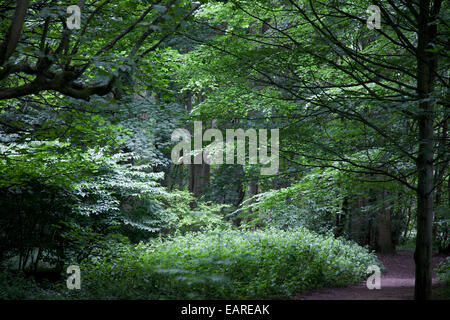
0,0,448,300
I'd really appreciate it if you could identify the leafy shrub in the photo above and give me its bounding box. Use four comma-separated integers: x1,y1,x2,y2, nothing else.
0,181,78,272
160,190,232,235
433,204,450,254
70,228,381,299
0,148,168,271
435,257,450,298
234,169,349,235
0,269,61,300
236,190,338,235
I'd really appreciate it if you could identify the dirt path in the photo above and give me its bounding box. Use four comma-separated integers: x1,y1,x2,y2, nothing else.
297,250,447,300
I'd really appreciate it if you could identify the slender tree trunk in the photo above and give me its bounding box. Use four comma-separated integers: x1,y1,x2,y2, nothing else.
377,190,395,253
414,0,441,300
189,163,210,197
403,207,412,240
249,182,258,197
415,143,434,300
34,247,41,273
183,90,210,201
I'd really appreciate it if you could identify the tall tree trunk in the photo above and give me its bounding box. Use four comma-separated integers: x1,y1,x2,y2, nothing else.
414,0,441,300
377,190,395,253
249,182,258,197
189,163,210,197
183,90,211,200
403,207,412,240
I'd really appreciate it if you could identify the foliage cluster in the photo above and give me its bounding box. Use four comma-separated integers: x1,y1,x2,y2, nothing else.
65,228,381,299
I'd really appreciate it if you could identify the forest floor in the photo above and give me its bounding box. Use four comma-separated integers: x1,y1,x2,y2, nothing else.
297,250,448,300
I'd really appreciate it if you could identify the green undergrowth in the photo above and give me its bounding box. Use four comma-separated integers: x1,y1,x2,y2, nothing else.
64,228,381,299
434,257,450,299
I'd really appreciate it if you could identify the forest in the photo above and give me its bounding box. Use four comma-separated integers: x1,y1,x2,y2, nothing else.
0,0,449,302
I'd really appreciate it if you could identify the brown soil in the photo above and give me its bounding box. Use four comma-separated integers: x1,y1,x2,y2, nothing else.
297,250,448,300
